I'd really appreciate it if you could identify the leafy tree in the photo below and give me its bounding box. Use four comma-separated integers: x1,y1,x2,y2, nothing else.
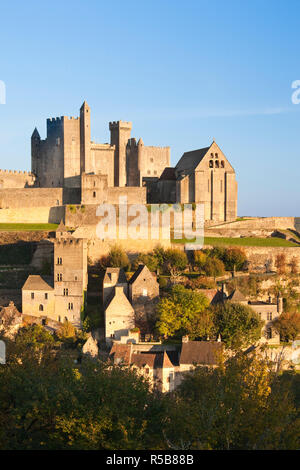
203,257,225,279
103,245,130,270
132,253,159,273
185,276,217,290
13,324,55,352
222,248,247,272
163,249,188,274
0,344,165,450
213,302,263,349
163,352,299,450
156,285,211,339
273,311,300,342
193,251,207,271
275,253,286,274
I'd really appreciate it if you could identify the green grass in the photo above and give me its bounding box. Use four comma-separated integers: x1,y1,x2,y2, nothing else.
0,223,59,231
172,236,299,247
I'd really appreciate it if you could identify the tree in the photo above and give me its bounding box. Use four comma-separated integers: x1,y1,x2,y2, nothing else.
273,312,300,342
203,257,225,279
222,248,247,272
213,302,263,349
0,344,165,450
163,352,299,450
275,253,286,274
193,251,207,271
107,245,130,270
163,249,188,274
156,285,211,339
289,257,298,275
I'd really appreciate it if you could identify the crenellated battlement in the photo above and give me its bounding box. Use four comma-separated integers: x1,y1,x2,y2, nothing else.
0,169,34,176
109,120,132,130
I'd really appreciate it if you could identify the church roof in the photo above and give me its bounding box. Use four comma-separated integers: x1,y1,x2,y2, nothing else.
175,146,210,174
227,288,246,302
180,341,222,366
22,275,54,291
159,167,176,181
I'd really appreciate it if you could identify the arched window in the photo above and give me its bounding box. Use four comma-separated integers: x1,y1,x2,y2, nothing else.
93,191,96,198
209,160,214,168
215,160,219,168
221,161,225,168
39,304,44,312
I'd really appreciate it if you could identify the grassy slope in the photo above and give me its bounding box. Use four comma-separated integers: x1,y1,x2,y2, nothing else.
172,236,299,247
0,223,58,231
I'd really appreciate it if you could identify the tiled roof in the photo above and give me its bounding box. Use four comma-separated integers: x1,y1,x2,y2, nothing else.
180,341,223,366
159,167,176,181
199,289,224,305
175,146,210,174
109,343,132,364
227,289,246,302
103,267,127,284
22,275,54,291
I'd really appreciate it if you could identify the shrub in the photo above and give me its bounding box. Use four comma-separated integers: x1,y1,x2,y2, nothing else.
107,245,130,270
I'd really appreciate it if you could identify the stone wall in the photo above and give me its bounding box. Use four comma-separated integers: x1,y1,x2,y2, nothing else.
0,188,63,209
211,217,300,231
0,205,64,223
0,170,35,188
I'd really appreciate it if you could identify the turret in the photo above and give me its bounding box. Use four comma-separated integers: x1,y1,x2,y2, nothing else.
31,128,41,177
80,101,91,173
109,120,132,187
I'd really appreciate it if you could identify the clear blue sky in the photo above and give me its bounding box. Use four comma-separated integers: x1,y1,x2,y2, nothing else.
0,0,300,216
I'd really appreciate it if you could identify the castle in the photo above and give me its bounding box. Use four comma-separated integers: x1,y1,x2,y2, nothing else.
0,101,237,223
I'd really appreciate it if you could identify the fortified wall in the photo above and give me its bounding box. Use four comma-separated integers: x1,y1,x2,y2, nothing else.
0,170,35,188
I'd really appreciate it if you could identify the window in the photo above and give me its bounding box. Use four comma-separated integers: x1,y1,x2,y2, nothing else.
267,312,273,321
74,276,78,281
266,327,272,339
94,181,96,187
209,160,214,168
58,316,61,322
31,292,34,299
39,304,44,312
147,170,150,175
215,160,219,168
63,288,69,296
154,170,157,175
221,160,225,168
57,257,62,265
93,191,96,198
150,158,154,162
215,153,218,158
57,273,62,281
145,368,150,374
68,303,73,310
142,288,148,296
45,293,48,300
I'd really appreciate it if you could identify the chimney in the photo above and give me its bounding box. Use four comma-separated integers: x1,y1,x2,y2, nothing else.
221,283,228,298
277,296,283,315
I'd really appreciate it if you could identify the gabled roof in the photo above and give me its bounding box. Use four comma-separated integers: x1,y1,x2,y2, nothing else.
227,288,246,302
159,167,176,181
131,351,175,369
175,146,210,174
109,343,132,364
103,267,127,285
129,264,156,284
22,275,54,291
199,289,225,305
0,301,22,323
180,341,222,366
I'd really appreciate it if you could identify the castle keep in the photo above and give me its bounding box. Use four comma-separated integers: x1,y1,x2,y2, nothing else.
0,101,238,223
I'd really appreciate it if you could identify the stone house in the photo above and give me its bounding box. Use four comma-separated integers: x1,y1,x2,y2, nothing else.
128,264,159,328
105,286,135,344
109,338,223,393
103,267,128,307
227,288,283,345
22,223,88,327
